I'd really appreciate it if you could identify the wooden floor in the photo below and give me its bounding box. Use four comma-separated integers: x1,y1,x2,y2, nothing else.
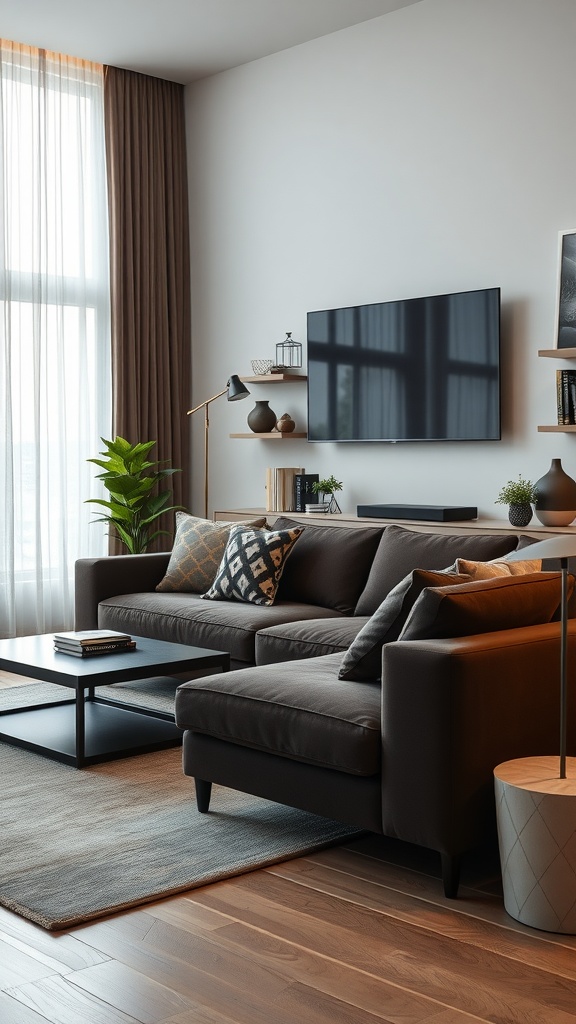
2,672,576,1024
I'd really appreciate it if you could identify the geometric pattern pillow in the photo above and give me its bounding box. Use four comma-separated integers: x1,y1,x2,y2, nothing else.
202,524,303,606
454,557,542,579
156,512,267,593
338,567,471,682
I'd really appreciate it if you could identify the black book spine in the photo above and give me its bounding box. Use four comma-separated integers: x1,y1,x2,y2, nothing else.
294,473,319,512
562,370,571,424
565,368,573,423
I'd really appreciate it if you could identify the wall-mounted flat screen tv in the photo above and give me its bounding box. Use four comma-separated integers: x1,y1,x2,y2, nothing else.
307,286,501,442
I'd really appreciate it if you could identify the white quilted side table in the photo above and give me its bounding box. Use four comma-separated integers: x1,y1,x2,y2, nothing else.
494,756,576,933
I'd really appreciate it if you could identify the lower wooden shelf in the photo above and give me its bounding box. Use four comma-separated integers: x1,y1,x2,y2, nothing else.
538,425,576,432
230,432,307,439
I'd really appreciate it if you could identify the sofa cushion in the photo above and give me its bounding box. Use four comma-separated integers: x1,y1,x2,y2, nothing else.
98,591,342,666
454,556,542,579
355,524,518,616
339,568,471,682
255,616,369,666
156,513,267,593
174,653,381,776
398,572,568,642
203,524,303,606
272,517,384,614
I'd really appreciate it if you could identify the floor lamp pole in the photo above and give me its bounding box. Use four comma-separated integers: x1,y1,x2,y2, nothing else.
187,387,228,520
561,557,568,780
203,402,209,521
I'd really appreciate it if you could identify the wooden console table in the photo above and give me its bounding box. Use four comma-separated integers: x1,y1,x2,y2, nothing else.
214,507,576,538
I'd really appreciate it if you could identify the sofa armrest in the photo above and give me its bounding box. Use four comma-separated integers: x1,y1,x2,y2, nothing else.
380,620,575,858
74,553,171,629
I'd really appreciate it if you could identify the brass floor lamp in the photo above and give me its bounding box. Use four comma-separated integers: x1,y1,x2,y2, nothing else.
187,374,250,519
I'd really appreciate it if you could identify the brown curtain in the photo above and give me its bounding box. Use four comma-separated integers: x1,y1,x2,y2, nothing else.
103,65,191,551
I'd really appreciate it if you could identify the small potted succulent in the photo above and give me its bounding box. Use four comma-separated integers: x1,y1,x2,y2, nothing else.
311,475,343,514
495,475,536,527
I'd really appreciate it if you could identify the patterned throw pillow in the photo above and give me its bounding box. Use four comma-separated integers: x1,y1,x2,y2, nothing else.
156,513,267,593
454,557,542,579
203,524,303,606
338,568,471,682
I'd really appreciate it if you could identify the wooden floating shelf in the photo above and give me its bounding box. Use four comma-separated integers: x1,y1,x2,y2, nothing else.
538,349,576,358
230,432,307,439
240,374,307,383
538,425,576,432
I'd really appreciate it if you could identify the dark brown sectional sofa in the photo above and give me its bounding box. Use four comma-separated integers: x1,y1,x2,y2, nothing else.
75,518,575,897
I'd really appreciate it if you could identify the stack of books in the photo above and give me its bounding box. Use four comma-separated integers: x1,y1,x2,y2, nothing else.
53,629,136,658
265,467,304,512
556,369,576,424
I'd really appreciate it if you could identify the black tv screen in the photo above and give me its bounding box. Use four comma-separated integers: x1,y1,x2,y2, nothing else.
307,287,501,442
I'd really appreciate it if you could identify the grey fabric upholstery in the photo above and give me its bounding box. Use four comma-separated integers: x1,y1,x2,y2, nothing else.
98,592,342,666
272,516,383,613
255,616,367,666
175,653,381,776
355,525,519,615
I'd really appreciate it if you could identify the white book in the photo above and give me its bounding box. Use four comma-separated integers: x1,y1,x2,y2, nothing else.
53,629,132,647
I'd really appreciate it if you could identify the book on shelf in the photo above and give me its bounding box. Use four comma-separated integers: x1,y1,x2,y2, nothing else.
265,467,304,512
54,640,137,657
556,369,576,424
294,473,319,512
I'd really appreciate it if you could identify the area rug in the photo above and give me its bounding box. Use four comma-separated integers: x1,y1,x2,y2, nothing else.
0,681,360,931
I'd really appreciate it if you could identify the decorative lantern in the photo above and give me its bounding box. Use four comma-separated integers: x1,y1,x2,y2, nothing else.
275,332,302,369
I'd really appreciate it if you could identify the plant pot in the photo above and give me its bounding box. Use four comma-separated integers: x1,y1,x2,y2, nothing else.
534,459,576,526
508,503,533,527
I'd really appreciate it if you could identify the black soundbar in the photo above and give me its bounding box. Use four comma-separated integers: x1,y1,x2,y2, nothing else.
356,504,478,522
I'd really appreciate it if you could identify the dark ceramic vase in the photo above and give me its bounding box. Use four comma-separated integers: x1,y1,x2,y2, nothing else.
534,458,576,526
247,400,277,433
508,503,533,528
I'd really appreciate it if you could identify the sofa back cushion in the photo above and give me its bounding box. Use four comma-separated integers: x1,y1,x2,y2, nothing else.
273,517,384,614
398,572,568,642
354,524,518,615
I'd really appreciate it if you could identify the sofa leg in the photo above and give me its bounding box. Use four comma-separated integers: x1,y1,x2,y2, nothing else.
195,779,212,813
441,853,461,898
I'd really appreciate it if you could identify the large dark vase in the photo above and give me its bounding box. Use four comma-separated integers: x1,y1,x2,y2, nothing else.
247,400,277,433
534,458,576,526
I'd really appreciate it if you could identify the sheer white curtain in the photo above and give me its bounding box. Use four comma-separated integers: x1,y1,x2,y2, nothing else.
0,41,111,638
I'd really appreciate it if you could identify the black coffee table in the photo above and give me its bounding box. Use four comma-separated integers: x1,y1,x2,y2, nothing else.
0,634,229,768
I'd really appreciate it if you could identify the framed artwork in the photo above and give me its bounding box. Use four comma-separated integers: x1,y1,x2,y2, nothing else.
556,229,576,348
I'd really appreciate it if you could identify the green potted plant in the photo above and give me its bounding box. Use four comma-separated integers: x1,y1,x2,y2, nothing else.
495,475,536,527
86,436,183,553
311,475,343,514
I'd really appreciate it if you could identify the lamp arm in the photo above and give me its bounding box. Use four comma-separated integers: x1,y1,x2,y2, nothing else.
186,388,228,416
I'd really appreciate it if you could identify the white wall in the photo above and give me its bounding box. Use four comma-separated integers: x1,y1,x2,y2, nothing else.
184,0,576,520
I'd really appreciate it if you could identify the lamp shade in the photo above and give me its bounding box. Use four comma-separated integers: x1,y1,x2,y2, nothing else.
505,535,576,562
227,375,250,401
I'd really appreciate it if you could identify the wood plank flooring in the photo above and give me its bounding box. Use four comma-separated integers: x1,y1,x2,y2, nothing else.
2,671,576,1024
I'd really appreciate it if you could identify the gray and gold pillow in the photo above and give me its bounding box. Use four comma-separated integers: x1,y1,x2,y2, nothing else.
202,524,303,606
156,513,267,593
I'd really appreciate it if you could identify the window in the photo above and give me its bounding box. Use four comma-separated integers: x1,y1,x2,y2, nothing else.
0,42,111,637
